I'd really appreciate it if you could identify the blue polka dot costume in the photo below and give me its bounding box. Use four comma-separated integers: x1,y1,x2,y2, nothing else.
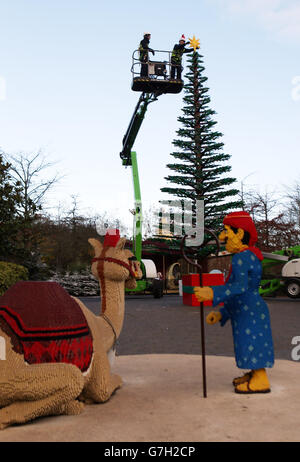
212,249,274,370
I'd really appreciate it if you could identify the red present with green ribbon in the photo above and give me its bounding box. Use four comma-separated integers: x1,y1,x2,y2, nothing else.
182,273,224,307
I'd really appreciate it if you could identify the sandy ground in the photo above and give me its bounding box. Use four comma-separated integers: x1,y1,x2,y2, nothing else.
0,354,299,442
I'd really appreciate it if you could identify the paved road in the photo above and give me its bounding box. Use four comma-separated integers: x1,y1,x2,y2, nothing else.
80,295,300,361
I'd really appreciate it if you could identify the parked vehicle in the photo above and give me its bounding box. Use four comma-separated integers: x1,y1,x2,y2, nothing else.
260,246,300,298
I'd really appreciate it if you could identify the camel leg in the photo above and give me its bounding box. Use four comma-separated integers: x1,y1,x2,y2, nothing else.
0,362,84,430
80,352,122,403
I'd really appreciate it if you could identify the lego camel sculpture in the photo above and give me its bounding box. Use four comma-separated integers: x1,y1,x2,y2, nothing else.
0,231,142,430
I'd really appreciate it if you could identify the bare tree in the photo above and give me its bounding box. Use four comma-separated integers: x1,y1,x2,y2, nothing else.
1,149,62,276
3,149,62,220
284,180,300,230
39,199,129,272
243,189,284,250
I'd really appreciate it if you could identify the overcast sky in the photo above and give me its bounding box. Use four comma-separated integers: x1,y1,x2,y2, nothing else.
0,0,299,229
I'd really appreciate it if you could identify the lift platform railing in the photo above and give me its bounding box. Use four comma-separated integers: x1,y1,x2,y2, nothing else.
131,49,181,80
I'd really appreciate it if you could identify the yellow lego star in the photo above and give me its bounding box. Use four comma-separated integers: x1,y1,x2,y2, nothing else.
189,35,200,51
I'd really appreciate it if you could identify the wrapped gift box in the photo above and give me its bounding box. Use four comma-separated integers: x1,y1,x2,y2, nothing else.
182,273,224,307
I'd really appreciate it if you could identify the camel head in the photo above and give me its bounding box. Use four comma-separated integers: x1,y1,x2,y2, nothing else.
123,249,142,290
89,230,142,287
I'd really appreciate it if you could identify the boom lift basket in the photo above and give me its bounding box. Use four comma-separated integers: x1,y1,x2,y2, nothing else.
131,49,183,94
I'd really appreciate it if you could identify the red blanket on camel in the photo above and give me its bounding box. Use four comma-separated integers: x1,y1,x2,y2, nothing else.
0,281,93,373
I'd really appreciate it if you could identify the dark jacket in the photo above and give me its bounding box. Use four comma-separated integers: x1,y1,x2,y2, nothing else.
171,42,192,64
139,37,154,62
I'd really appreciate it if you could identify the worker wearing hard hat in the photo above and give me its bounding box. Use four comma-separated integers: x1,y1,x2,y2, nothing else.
139,32,155,77
170,35,193,80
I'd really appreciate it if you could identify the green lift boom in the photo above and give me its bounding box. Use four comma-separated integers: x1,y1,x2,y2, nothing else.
260,246,300,298
120,91,159,260
120,48,185,296
120,92,164,296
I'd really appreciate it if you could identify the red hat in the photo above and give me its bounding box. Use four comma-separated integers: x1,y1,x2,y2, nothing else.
103,229,120,247
223,211,257,246
180,34,186,42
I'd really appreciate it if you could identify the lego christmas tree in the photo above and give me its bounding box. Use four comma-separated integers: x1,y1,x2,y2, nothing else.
161,48,242,232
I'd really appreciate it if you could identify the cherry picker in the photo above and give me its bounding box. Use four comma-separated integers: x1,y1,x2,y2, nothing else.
120,49,184,297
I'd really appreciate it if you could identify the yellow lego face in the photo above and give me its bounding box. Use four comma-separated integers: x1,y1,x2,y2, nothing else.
219,225,247,254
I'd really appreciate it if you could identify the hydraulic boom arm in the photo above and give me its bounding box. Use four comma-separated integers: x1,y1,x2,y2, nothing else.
120,92,159,166
120,92,160,260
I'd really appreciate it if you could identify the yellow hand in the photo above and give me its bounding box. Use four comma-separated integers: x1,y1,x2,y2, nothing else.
206,311,222,325
194,286,214,302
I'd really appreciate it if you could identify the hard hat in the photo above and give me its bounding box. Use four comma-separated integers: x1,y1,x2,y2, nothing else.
179,34,186,42
144,32,151,36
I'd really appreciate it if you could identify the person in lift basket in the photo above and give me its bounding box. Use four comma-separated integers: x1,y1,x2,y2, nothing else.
170,34,194,80
139,32,155,77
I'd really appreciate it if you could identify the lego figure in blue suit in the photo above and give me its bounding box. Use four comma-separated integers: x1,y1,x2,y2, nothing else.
194,211,274,394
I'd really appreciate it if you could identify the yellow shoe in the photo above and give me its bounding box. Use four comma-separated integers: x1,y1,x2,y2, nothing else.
235,369,271,394
232,371,252,387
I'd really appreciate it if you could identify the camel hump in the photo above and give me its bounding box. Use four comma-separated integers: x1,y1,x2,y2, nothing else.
0,281,88,331
0,282,93,373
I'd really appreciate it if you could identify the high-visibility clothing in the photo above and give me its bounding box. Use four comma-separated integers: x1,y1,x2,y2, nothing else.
139,37,153,62
171,43,192,64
